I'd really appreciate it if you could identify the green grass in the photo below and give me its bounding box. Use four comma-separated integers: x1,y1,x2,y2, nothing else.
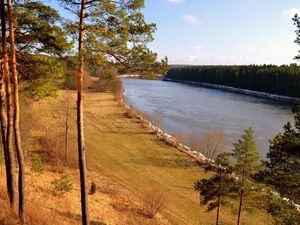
86,132,209,225
85,131,274,225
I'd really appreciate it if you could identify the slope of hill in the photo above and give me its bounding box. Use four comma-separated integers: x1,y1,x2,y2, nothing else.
0,88,274,225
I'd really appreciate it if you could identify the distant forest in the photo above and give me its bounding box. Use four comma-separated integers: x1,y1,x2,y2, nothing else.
165,65,300,98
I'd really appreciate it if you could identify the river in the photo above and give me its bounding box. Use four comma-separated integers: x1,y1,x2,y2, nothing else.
122,78,294,158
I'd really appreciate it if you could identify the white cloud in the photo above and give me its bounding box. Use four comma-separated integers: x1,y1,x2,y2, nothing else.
167,0,186,4
182,15,199,25
282,8,300,17
192,45,203,50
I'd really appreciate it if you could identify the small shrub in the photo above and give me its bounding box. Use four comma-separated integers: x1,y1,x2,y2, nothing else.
38,131,64,166
31,153,44,174
89,181,97,195
58,167,65,174
141,189,166,219
51,174,73,195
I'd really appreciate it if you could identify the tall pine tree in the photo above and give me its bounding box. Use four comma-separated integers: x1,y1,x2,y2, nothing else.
262,104,300,204
194,153,237,225
232,127,261,225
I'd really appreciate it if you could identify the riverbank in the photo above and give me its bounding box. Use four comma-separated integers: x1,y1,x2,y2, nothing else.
0,87,274,225
163,78,298,103
117,81,210,165
80,89,274,225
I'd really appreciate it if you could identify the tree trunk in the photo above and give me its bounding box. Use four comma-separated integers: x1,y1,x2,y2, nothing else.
0,62,6,179
7,0,25,221
77,1,89,224
65,90,69,164
237,188,244,225
0,70,7,159
216,171,221,225
237,167,245,225
0,0,16,207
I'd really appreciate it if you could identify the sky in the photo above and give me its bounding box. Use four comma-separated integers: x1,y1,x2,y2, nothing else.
48,0,300,65
141,0,300,65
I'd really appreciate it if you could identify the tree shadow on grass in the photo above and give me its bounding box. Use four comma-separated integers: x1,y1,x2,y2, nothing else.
55,210,107,225
130,157,199,169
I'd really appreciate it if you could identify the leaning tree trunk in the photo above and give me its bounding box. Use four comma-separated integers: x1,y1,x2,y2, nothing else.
7,0,25,221
0,0,16,207
77,0,89,224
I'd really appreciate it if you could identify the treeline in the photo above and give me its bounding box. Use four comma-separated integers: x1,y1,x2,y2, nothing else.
165,64,300,98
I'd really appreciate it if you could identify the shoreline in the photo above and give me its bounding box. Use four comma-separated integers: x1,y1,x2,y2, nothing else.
120,91,300,212
117,79,211,165
118,78,300,212
163,78,298,103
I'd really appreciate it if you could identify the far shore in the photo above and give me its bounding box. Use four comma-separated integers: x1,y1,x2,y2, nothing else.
163,78,298,103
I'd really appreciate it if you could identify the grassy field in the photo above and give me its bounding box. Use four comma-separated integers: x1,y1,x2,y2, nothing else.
0,88,274,225
70,91,273,225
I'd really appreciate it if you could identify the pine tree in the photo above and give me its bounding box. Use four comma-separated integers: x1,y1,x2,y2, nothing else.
1,0,16,207
194,153,237,225
13,1,72,99
262,103,300,204
7,0,25,221
57,1,168,224
232,127,261,225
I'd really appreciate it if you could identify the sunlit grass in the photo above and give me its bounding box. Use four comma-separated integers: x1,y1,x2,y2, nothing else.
18,90,274,225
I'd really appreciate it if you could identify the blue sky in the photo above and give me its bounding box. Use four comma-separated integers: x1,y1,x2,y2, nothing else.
141,0,300,65
48,0,300,65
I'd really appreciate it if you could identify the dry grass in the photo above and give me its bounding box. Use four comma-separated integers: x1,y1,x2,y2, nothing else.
25,202,62,225
0,86,274,225
38,131,65,167
0,201,19,225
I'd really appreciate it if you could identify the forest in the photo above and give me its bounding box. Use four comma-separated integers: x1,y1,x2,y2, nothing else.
165,64,300,98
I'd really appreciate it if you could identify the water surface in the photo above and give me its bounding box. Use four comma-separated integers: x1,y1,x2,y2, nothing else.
122,78,293,158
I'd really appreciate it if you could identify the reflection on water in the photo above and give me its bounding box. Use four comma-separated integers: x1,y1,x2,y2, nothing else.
122,78,293,158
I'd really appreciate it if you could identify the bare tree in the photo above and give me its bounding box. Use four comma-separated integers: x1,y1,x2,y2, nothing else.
1,0,16,207
7,0,25,221
189,132,201,151
153,110,163,131
199,129,227,160
141,188,166,219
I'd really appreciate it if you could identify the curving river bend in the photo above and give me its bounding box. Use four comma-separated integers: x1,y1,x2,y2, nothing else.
122,78,294,158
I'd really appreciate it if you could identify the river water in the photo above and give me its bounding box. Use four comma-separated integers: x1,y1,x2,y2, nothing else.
122,78,294,158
